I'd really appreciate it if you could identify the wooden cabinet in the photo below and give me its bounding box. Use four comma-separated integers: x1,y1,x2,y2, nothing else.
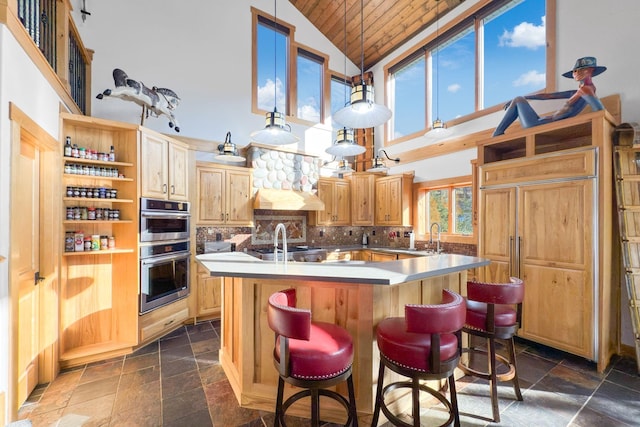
59,113,140,368
370,251,398,262
140,131,189,201
194,263,222,319
195,162,253,226
309,178,351,226
139,298,189,344
350,172,376,226
477,111,618,372
375,174,413,226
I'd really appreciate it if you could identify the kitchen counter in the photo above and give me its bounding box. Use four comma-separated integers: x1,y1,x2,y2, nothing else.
197,250,488,423
196,251,488,285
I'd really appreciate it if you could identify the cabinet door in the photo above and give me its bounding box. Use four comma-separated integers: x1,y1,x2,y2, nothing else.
375,179,390,224
333,180,351,225
370,251,397,262
168,142,189,201
386,176,403,225
518,179,594,358
315,180,335,225
196,167,225,225
226,169,253,225
351,174,375,225
478,187,516,282
141,134,169,199
197,274,222,318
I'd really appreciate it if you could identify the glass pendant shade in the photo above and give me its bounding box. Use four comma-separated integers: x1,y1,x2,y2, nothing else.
215,132,246,162
325,127,365,156
332,158,354,177
333,83,392,129
366,156,388,172
250,109,299,145
424,118,453,139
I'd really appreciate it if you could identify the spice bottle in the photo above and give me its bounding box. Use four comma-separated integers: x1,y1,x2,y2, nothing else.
64,136,72,157
109,145,115,162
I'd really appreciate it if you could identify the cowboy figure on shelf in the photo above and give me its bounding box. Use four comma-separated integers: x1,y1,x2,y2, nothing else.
492,56,606,137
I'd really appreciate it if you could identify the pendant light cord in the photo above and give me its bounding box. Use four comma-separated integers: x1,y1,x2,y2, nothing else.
273,0,277,111
360,0,364,82
435,0,440,121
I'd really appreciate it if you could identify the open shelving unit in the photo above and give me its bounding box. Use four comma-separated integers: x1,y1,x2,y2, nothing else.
59,113,140,367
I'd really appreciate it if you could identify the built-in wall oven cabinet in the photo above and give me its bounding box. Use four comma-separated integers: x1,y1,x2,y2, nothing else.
140,240,190,313
140,197,190,242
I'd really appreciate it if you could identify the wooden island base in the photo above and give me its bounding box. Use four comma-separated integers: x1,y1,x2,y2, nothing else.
219,272,468,423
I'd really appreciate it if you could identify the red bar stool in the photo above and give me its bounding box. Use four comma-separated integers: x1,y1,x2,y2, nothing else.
267,288,358,427
457,277,524,422
372,289,466,427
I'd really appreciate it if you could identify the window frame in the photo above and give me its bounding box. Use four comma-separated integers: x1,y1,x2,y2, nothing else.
251,7,330,126
414,175,476,245
384,0,556,146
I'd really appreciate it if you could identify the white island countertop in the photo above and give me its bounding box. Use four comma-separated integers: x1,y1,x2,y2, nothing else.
196,252,489,285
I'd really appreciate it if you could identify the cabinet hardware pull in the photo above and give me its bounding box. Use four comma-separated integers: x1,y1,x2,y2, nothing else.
517,236,523,278
163,183,168,194
171,185,175,194
226,213,229,221
509,236,514,277
164,319,175,327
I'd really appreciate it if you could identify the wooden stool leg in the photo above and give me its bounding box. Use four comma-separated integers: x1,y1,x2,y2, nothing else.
508,337,523,401
488,337,500,422
412,377,420,427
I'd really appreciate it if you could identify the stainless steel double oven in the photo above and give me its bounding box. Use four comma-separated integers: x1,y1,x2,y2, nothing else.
139,197,191,314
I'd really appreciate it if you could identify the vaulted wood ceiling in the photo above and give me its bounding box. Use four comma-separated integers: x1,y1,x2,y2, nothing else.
289,0,465,72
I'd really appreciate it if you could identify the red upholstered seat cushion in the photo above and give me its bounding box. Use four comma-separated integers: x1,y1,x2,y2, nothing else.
465,300,518,331
275,321,354,380
376,317,459,372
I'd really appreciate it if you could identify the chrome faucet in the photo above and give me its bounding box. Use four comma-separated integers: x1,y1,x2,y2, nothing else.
274,223,288,264
430,222,441,254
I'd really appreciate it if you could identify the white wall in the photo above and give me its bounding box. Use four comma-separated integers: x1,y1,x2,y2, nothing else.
72,0,360,160
0,24,69,424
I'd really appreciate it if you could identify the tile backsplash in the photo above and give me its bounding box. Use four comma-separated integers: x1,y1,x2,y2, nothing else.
195,210,477,256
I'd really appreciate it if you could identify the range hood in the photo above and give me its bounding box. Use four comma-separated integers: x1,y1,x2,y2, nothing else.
254,188,325,211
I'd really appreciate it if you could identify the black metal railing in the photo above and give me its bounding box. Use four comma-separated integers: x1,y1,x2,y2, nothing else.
69,31,87,114
18,0,57,71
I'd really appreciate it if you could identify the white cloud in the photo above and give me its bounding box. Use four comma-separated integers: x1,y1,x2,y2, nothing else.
298,103,320,122
448,83,461,93
257,78,285,111
513,70,546,87
499,16,546,50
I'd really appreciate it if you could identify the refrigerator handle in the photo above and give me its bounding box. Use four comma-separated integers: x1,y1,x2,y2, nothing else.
516,236,522,278
509,236,514,278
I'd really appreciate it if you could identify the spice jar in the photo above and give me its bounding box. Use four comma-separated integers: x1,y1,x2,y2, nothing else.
91,235,100,251
87,207,96,220
108,236,116,249
100,235,108,250
84,236,92,251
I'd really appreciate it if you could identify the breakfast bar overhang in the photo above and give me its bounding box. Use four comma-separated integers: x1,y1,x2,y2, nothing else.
196,252,490,422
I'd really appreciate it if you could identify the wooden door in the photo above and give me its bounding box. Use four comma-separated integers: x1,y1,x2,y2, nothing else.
518,179,595,358
140,133,168,199
168,141,189,201
351,173,375,226
375,178,389,224
13,137,40,407
225,169,253,225
387,176,403,225
196,167,225,224
333,180,351,225
478,186,516,282
315,179,334,225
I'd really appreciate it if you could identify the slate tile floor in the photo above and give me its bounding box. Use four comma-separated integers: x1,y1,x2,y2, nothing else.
17,319,640,426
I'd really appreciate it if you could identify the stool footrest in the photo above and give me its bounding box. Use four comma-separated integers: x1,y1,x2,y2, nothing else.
459,348,516,382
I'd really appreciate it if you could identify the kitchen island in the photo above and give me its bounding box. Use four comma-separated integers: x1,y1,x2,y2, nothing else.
196,252,489,422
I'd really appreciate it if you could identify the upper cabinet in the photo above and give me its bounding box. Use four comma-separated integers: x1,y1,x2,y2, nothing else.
375,174,413,226
195,162,253,226
140,131,189,201
350,172,376,226
309,178,351,226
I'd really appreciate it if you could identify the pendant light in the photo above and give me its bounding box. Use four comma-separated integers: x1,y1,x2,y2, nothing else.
424,0,452,139
332,158,355,177
250,0,299,145
214,132,246,163
366,149,400,173
332,0,392,129
326,0,363,157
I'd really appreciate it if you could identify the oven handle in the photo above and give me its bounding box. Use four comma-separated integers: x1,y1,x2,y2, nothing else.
140,211,191,219
141,251,191,265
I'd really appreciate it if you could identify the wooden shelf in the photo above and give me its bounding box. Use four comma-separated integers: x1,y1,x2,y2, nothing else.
63,197,133,203
63,174,134,182
63,248,134,256
63,219,132,224
63,157,134,167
